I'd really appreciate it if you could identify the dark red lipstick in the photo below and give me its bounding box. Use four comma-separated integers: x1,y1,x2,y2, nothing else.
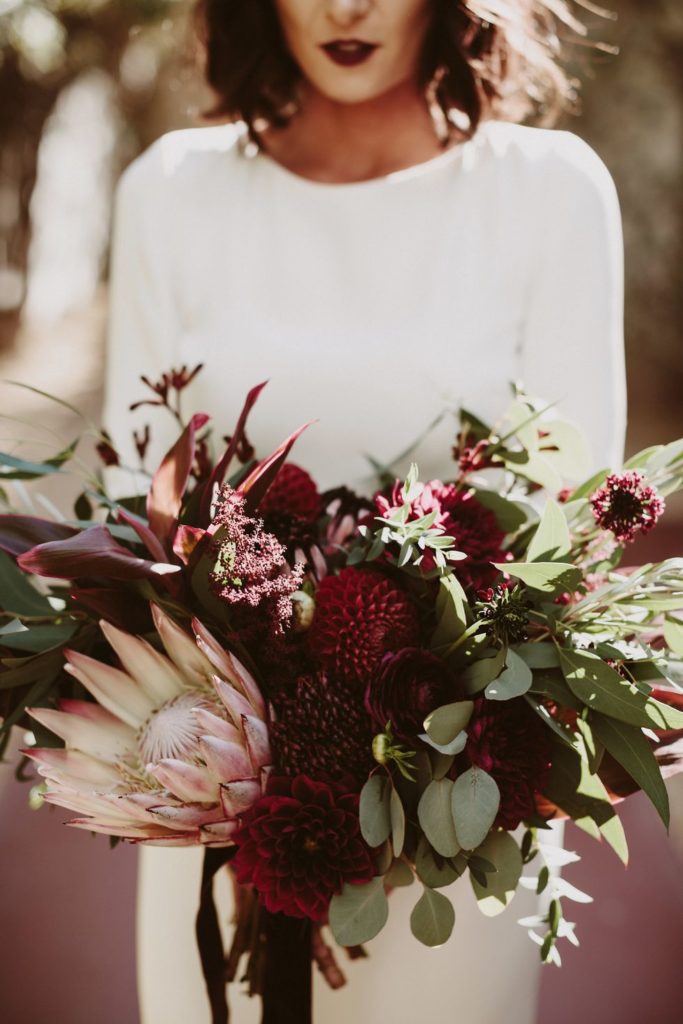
321,40,378,67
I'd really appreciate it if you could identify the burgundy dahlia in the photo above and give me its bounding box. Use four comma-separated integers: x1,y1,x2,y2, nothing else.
271,672,376,788
590,471,665,543
209,486,304,633
376,480,506,588
466,697,552,830
365,647,463,741
231,775,375,922
308,568,420,687
259,463,321,523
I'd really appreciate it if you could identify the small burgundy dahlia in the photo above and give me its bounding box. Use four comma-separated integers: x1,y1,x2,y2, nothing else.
365,647,463,741
259,463,321,524
209,486,304,634
308,568,420,687
231,775,375,922
590,471,665,543
466,697,552,830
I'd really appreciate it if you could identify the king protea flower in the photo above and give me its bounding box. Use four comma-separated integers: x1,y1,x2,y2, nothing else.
24,607,271,846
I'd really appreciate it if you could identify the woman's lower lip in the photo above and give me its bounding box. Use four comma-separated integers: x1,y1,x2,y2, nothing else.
321,42,378,67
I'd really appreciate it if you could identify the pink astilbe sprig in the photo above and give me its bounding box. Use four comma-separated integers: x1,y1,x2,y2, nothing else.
590,471,665,543
209,486,304,634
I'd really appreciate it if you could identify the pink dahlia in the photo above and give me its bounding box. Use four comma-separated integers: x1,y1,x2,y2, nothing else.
307,567,420,687
466,697,552,831
590,471,665,543
232,775,375,922
376,480,506,588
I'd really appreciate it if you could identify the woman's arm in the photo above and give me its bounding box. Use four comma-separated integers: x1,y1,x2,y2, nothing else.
104,141,180,489
520,132,627,470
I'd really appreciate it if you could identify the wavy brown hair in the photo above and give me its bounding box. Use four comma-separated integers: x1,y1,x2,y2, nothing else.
195,1,612,138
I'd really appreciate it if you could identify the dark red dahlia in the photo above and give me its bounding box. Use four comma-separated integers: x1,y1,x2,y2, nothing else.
308,568,420,687
232,775,375,922
259,463,321,523
466,697,552,830
590,471,665,543
365,647,463,741
270,672,376,788
209,486,304,633
375,481,506,588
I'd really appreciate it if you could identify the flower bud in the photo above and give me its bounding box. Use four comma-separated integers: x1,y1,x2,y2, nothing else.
291,590,316,632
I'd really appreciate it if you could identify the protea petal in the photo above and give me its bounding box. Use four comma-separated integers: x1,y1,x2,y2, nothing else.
220,780,261,817
151,605,213,687
193,707,242,745
147,759,220,803
199,736,253,782
213,677,255,728
68,820,188,841
148,803,227,829
241,716,272,772
26,748,121,789
100,620,185,704
200,821,239,843
64,651,154,728
27,703,135,762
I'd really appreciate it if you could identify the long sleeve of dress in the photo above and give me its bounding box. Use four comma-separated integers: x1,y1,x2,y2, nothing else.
104,141,180,491
520,132,627,468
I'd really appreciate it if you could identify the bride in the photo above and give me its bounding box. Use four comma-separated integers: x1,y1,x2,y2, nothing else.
105,2,626,1021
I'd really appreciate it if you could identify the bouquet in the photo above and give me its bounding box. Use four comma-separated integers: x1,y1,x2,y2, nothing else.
2,369,683,1024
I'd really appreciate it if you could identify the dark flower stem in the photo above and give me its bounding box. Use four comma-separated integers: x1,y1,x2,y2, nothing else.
261,911,312,1024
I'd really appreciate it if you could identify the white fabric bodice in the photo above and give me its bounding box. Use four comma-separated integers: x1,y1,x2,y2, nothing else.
105,119,626,1024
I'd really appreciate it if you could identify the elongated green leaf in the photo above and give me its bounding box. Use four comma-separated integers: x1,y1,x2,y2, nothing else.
460,646,507,695
485,648,532,701
473,490,529,533
495,561,582,595
0,621,76,653
359,775,392,848
592,715,670,829
470,831,523,916
410,887,455,947
559,648,652,727
329,878,389,946
390,786,406,857
569,468,610,502
417,779,460,857
515,643,560,670
0,551,53,616
424,700,474,746
644,695,683,731
452,768,500,850
431,575,470,648
664,618,683,657
502,451,562,494
0,439,78,480
527,500,571,563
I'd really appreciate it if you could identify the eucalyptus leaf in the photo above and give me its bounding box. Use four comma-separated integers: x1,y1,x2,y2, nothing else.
414,836,461,889
385,859,414,888
460,646,507,695
452,768,500,850
473,489,529,534
359,775,392,848
424,700,474,746
526,500,571,563
469,831,523,916
417,779,461,857
515,643,560,670
431,574,470,648
410,887,455,947
591,714,670,829
329,878,389,947
495,561,582,595
485,648,533,701
419,730,467,756
390,785,406,858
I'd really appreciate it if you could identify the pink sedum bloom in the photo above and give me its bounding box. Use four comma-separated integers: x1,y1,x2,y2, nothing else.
25,606,271,846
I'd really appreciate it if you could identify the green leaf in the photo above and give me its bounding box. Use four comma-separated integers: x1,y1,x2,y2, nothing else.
559,648,653,727
452,768,500,850
424,700,474,746
414,836,462,889
390,786,406,857
385,859,414,888
473,489,529,534
329,878,389,946
469,831,523,916
502,451,562,494
526,500,572,563
0,439,78,480
643,697,683,731
410,887,455,947
664,618,683,657
0,621,77,653
485,648,533,701
537,419,593,480
417,779,461,858
460,646,507,695
0,551,53,617
495,562,582,595
359,775,392,848
431,575,470,648
569,468,610,502
591,715,670,829
515,643,560,670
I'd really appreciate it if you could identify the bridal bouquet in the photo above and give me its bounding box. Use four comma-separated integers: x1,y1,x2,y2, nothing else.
2,370,683,1023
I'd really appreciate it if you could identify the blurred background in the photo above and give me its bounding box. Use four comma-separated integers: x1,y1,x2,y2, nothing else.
0,1,682,1022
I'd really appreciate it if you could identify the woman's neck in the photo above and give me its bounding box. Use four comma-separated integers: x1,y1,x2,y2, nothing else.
259,79,455,184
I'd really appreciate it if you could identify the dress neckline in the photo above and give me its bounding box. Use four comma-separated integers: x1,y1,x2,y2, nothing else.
245,122,490,193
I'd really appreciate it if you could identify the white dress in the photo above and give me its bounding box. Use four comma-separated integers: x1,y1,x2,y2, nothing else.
105,119,626,1024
